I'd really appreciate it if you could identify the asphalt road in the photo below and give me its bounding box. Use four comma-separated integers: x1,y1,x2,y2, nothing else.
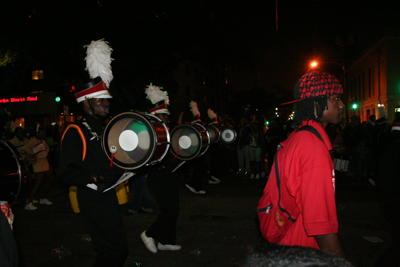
10,172,394,267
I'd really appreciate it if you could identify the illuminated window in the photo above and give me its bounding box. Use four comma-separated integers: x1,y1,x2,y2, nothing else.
32,70,44,80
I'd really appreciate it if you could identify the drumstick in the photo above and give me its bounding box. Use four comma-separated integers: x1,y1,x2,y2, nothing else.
110,146,117,166
174,149,181,158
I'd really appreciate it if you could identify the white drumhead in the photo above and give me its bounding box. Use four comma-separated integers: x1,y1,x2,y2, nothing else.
179,135,191,149
221,128,236,143
119,130,139,151
222,130,234,142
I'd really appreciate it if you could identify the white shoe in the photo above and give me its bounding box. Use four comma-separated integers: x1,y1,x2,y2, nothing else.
32,199,39,204
186,184,206,194
140,231,157,253
157,242,181,251
211,175,221,182
250,174,255,179
25,202,37,211
39,198,53,205
255,174,260,179
368,178,376,187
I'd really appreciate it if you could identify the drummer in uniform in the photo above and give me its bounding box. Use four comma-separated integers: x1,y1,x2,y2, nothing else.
206,108,222,184
185,101,208,194
57,39,128,267
140,83,182,253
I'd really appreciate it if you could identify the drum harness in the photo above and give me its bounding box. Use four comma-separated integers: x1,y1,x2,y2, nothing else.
82,121,100,141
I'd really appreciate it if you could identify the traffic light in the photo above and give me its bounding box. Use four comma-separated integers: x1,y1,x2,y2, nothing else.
55,96,61,102
351,98,358,109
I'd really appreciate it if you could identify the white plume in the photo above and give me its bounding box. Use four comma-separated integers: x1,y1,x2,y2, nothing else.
84,39,113,87
145,83,168,104
207,108,217,120
190,101,200,117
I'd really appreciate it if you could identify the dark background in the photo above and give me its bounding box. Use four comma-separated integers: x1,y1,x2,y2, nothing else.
1,0,399,117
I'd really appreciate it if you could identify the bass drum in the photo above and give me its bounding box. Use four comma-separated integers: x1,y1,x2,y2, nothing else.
169,123,210,161
0,140,29,204
220,127,237,144
205,124,221,144
103,112,170,170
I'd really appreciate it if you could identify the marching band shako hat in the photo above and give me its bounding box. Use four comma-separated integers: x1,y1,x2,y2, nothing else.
207,108,219,125
145,83,170,115
74,39,114,103
282,71,344,105
392,121,400,132
189,101,201,124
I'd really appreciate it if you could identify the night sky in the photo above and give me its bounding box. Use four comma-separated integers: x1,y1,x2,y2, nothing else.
1,0,399,107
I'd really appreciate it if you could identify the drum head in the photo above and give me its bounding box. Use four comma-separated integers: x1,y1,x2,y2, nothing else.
103,112,157,170
206,125,221,144
221,127,237,144
170,124,204,161
0,141,28,204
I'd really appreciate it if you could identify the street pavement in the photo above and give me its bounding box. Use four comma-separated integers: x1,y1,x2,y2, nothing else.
11,172,394,267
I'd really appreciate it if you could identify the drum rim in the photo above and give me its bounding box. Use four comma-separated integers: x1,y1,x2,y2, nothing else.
103,111,157,170
144,114,171,165
221,127,237,144
205,124,221,144
169,124,204,160
0,140,24,203
195,123,210,157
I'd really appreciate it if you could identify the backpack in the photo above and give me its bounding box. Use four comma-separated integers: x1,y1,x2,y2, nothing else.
257,125,324,243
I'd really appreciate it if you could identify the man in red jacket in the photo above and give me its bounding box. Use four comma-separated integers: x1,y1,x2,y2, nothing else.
261,72,345,257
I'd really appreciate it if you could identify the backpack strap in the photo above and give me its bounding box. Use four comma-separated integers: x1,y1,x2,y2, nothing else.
274,152,296,222
296,125,324,143
274,124,324,222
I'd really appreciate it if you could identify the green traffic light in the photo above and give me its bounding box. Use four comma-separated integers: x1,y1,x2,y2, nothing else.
55,96,61,102
352,103,358,109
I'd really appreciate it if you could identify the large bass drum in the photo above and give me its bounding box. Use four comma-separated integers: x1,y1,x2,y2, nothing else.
0,140,29,204
220,127,237,144
103,112,170,170
169,123,210,161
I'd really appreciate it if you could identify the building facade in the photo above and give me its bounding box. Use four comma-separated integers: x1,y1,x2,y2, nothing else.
347,36,400,123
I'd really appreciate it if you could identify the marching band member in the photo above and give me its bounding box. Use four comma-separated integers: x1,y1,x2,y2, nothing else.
140,83,182,253
58,39,128,266
185,101,208,194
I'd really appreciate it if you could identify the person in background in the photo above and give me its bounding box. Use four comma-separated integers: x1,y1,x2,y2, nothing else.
374,120,400,266
185,101,208,194
9,127,33,166
21,128,54,210
264,117,286,176
248,122,263,179
237,116,252,176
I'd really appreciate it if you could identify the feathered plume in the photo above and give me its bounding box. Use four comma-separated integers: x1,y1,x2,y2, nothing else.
190,101,200,117
84,39,113,87
145,83,168,104
207,108,217,120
